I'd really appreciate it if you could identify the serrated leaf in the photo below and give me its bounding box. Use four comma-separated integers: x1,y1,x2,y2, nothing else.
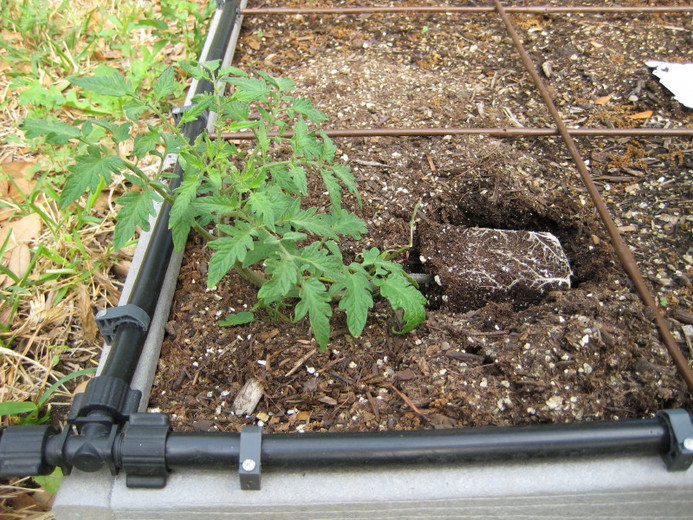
291,118,322,158
152,66,176,100
379,275,427,334
60,150,124,208
89,119,132,144
178,95,214,125
220,99,250,123
295,277,332,350
219,66,248,77
191,194,239,217
292,98,328,123
320,168,342,208
295,242,343,279
132,129,162,159
286,207,337,240
319,131,337,162
328,209,367,238
227,77,271,101
258,256,298,302
179,61,206,80
170,172,200,230
123,99,148,121
289,165,307,195
113,189,161,250
207,223,257,287
336,269,373,337
69,72,134,97
257,71,295,92
219,311,255,326
332,163,361,204
21,119,80,145
247,191,275,230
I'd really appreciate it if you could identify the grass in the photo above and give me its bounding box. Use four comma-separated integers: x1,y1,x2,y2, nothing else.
0,0,211,516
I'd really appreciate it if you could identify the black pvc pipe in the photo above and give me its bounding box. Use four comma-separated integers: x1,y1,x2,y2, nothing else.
99,0,240,384
165,418,668,470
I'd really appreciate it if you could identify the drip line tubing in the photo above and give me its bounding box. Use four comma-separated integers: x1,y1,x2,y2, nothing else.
98,0,241,384
491,0,693,392
216,126,693,140
241,6,693,15
165,416,667,469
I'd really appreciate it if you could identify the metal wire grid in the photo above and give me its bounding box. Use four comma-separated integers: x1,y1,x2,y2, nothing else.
219,1,693,389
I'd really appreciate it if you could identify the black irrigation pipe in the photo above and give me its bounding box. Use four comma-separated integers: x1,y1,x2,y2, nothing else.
2,0,693,491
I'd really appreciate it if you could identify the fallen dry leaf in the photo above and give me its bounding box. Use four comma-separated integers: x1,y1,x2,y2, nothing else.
0,213,42,249
0,161,37,203
78,284,99,343
629,110,653,119
594,95,612,105
4,243,31,286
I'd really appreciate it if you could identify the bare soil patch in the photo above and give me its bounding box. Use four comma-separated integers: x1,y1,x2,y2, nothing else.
150,1,693,433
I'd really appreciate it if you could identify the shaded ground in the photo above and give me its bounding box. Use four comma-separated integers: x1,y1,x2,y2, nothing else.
150,0,693,433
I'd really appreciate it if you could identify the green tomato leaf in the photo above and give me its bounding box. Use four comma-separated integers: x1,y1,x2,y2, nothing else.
152,66,176,100
328,209,367,239
292,98,328,123
21,119,80,145
286,207,337,240
258,256,298,302
226,76,271,101
257,71,295,92
191,195,239,217
113,188,161,250
207,222,258,287
295,277,332,350
319,130,337,162
132,129,162,159
69,71,134,97
336,269,373,337
332,164,361,205
60,150,125,208
247,191,275,231
219,311,255,327
291,118,322,158
379,274,427,334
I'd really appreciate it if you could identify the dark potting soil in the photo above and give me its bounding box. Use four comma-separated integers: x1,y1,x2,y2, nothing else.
149,0,693,433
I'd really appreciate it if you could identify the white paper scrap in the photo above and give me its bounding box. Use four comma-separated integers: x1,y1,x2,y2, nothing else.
646,61,693,109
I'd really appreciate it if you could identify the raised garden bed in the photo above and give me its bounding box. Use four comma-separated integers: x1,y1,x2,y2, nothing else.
149,0,693,434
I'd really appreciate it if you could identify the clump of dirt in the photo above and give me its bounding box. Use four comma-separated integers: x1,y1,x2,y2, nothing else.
418,225,572,312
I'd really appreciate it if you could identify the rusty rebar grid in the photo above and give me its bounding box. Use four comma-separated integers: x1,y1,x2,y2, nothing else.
241,6,693,15
221,2,693,391
216,126,693,140
490,0,693,391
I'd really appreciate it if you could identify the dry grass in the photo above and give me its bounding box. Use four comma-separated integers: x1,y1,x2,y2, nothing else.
0,0,209,516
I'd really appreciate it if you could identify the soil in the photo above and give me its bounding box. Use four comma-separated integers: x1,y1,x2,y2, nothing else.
150,0,693,433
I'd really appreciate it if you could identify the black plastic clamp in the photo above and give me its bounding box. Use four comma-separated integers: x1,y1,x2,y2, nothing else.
120,413,171,488
0,425,58,477
238,426,262,490
69,376,142,424
657,409,693,471
95,304,150,345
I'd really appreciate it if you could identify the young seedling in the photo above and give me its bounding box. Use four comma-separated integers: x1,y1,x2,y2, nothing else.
24,63,426,349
